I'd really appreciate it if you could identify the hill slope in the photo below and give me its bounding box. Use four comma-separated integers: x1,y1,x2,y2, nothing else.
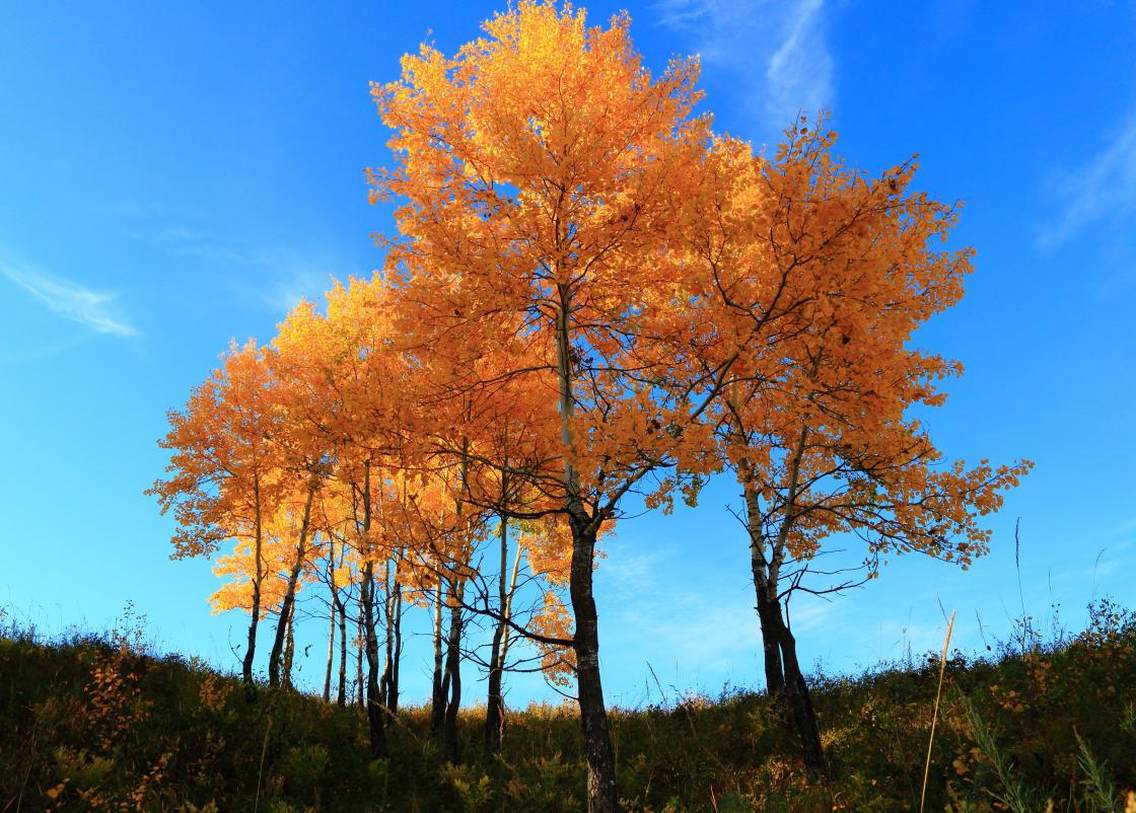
2,600,1134,812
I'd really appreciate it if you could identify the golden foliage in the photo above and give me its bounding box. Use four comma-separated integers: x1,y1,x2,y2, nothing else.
149,0,1029,694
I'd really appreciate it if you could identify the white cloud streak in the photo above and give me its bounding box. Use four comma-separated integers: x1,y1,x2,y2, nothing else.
0,257,137,337
154,226,340,315
1038,115,1136,248
656,0,833,136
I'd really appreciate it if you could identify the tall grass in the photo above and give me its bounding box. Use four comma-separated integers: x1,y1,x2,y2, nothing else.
1,597,1133,811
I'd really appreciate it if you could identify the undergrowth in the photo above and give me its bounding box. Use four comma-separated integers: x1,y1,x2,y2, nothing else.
1,599,1133,811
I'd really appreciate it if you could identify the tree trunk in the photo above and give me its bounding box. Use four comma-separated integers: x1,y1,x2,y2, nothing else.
335,587,348,707
282,601,296,689
745,484,785,695
741,424,825,776
430,580,446,734
269,485,316,687
569,518,619,813
380,561,392,714
356,590,365,709
388,568,402,714
746,520,825,775
242,473,264,692
323,602,335,702
499,542,523,668
769,424,826,777
442,578,464,764
379,558,402,717
756,591,786,694
441,438,471,762
769,596,825,775
483,515,509,754
484,634,505,756
361,560,386,758
556,283,620,812
323,545,336,703
360,465,386,758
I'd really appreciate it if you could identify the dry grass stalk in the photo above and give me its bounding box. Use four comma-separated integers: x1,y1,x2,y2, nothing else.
919,608,956,813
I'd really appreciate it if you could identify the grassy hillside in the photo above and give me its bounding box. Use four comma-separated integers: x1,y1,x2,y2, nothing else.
1,600,1133,812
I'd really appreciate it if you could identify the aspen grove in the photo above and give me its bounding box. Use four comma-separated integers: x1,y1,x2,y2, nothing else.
148,3,1030,810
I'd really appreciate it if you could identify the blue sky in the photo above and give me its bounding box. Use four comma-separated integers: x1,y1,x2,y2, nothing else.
1,0,1134,707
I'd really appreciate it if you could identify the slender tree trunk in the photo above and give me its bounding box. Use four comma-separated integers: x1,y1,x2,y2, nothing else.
269,485,316,687
376,560,403,718
750,564,825,776
282,601,296,689
569,518,619,812
356,590,365,709
243,473,264,692
440,441,471,762
557,285,620,812
361,560,386,757
323,600,335,702
430,581,446,733
484,513,517,754
323,543,336,703
442,577,464,764
756,591,786,693
769,594,825,774
360,465,386,758
498,542,523,668
741,424,826,776
379,558,402,717
438,644,451,730
484,640,505,755
744,484,785,695
336,587,348,707
380,561,392,714
768,425,826,776
388,567,402,714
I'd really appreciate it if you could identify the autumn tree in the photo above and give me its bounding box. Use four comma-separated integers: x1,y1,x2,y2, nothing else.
312,488,360,706
697,123,1032,772
370,4,741,806
148,340,283,689
210,486,336,690
453,424,575,755
410,352,571,755
475,501,571,754
148,3,1034,804
272,279,413,756
259,333,338,689
387,443,489,762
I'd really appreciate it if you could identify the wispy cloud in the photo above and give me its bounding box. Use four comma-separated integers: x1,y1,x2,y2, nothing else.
656,0,833,137
0,256,137,337
1038,115,1136,248
0,335,92,366
600,546,671,597
265,260,340,315
154,226,342,315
